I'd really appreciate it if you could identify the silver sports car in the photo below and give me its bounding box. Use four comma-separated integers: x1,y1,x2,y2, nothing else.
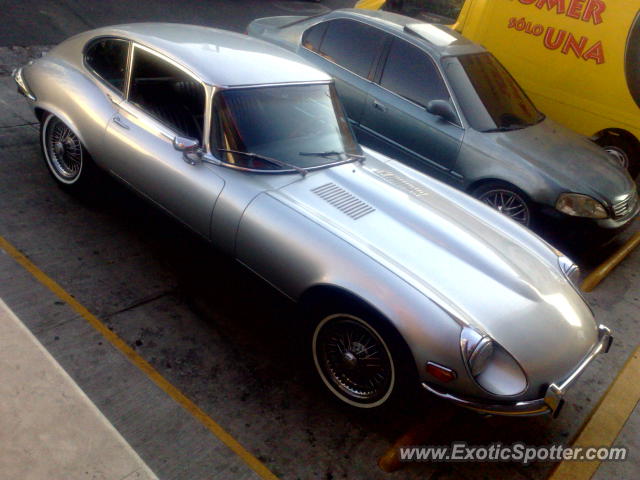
13,23,612,416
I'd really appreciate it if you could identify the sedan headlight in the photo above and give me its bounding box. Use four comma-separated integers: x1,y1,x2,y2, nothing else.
556,193,608,219
460,327,494,377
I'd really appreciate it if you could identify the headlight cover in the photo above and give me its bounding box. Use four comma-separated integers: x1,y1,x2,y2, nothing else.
556,193,608,219
460,327,494,377
460,327,527,396
557,255,581,286
12,67,36,101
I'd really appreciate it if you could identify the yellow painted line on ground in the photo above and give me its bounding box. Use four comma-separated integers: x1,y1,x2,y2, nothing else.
0,235,279,480
548,345,640,480
581,231,640,292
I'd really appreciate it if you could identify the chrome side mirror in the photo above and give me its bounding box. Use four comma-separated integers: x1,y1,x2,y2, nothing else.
173,136,203,165
426,99,457,124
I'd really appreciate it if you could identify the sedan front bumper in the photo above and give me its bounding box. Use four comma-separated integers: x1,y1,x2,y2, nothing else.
422,325,613,418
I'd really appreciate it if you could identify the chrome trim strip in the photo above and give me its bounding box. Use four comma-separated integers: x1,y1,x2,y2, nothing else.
422,383,551,416
553,325,612,394
423,325,612,417
223,80,332,90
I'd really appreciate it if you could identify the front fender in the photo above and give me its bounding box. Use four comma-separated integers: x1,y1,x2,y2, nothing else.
235,192,479,393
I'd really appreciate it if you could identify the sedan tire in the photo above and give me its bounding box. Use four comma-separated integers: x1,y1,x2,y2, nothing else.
595,133,640,180
41,114,96,192
311,304,415,410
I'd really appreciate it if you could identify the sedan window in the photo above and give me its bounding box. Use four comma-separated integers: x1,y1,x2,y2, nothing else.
312,19,387,79
213,83,362,171
301,21,328,53
380,38,450,107
129,47,205,142
85,38,129,93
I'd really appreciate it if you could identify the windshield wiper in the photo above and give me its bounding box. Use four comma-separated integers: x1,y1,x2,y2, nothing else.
299,150,366,162
218,148,307,176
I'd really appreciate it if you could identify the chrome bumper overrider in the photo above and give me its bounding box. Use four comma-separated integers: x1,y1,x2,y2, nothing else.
422,325,612,418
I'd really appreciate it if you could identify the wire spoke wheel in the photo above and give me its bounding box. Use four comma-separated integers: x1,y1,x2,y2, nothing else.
313,314,395,407
43,116,83,183
478,188,530,226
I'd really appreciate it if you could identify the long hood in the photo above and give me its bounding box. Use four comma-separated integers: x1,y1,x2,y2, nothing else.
491,118,635,201
270,153,598,378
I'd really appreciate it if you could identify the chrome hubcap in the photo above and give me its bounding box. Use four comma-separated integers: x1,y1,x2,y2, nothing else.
604,146,629,169
479,189,530,226
315,316,392,403
46,119,82,180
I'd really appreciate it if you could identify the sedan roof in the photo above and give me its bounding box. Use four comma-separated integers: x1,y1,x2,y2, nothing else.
325,9,484,57
89,23,331,87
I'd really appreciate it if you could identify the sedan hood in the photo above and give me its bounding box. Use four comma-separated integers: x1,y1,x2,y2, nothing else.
492,118,635,202
270,153,598,381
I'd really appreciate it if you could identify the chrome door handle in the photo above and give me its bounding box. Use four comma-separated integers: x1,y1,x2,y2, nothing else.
373,100,387,112
112,115,129,130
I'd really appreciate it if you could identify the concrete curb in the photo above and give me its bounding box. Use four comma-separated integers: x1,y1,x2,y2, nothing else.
0,298,158,480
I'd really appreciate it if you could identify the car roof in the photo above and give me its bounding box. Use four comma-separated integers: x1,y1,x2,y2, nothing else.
86,23,331,87
324,9,484,57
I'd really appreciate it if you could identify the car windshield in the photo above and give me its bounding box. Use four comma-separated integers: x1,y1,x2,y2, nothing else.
446,52,544,132
213,83,362,171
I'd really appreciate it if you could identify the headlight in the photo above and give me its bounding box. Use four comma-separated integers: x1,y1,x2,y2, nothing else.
12,67,36,101
555,193,608,219
460,327,494,377
557,255,581,286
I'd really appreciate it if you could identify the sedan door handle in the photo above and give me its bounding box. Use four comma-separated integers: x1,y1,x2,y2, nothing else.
112,115,129,130
373,100,387,112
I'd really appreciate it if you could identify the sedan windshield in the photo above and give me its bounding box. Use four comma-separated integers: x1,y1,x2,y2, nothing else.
213,83,362,171
446,52,544,132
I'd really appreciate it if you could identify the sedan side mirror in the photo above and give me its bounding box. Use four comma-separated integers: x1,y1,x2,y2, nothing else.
173,136,203,165
427,99,457,124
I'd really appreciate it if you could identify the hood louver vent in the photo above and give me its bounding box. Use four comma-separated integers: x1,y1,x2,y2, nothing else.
311,183,375,220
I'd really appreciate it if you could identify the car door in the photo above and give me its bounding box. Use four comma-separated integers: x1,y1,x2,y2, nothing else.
103,44,224,238
359,36,464,184
297,19,387,129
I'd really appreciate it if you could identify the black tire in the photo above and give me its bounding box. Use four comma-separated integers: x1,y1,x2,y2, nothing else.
595,133,640,180
472,181,533,227
309,301,416,410
40,113,97,192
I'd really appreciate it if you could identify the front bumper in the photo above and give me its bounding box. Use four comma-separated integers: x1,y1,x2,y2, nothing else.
422,324,612,418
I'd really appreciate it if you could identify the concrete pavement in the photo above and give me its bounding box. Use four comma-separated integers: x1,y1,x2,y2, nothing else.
0,2,639,478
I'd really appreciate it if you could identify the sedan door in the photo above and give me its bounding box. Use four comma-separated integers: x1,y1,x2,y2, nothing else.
359,37,464,184
297,19,387,129
103,45,224,238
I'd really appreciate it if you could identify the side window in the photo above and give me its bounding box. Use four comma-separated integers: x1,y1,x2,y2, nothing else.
85,38,129,93
380,38,450,108
129,47,205,142
315,20,387,78
301,22,328,53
